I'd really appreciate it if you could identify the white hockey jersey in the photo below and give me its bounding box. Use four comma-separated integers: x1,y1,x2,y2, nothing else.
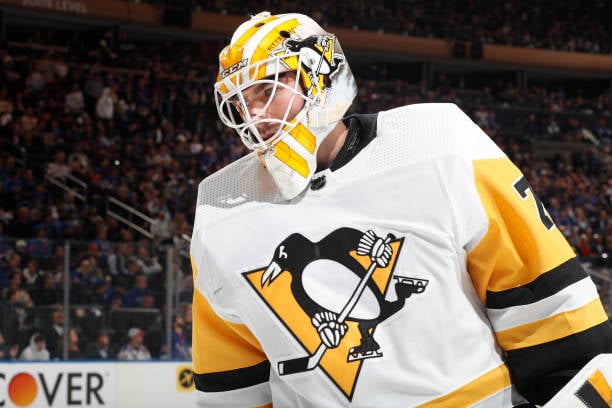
190,103,611,407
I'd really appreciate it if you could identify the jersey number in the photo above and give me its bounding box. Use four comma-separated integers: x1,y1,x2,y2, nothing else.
513,176,555,230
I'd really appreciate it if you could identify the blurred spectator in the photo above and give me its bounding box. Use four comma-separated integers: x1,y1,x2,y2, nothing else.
523,113,541,137
84,331,116,359
546,115,561,139
34,271,62,306
0,87,14,128
21,258,44,291
54,328,82,360
177,274,193,305
473,104,488,127
106,242,133,280
65,82,85,114
47,150,71,179
139,293,156,309
91,276,112,306
162,315,190,360
19,333,50,361
117,327,151,360
178,302,193,349
45,309,64,359
91,225,113,259
3,272,34,307
0,332,16,360
0,253,22,290
595,117,612,145
134,246,162,277
84,72,105,109
20,107,38,132
50,53,69,79
96,86,116,120
150,209,172,244
70,256,104,304
174,133,190,155
189,134,203,155
124,273,154,308
14,239,30,268
485,109,501,136
576,233,594,258
28,227,53,261
106,276,128,310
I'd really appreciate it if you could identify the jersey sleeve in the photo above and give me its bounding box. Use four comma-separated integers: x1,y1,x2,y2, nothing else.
191,256,272,408
465,154,612,405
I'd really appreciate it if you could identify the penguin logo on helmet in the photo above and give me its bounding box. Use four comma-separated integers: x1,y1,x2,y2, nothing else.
279,33,345,98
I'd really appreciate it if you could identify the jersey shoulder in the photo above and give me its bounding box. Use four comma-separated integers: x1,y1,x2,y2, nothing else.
194,152,283,223
375,103,505,162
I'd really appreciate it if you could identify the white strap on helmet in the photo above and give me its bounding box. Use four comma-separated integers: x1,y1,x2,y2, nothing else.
307,102,353,128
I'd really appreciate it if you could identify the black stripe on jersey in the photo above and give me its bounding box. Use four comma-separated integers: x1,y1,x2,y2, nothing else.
486,257,588,309
506,321,612,405
194,360,271,392
575,380,609,408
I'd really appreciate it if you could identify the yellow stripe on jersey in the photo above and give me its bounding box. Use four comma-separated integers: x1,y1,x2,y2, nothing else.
467,157,576,302
588,369,612,404
192,286,266,374
496,298,608,351
416,363,511,408
273,140,310,177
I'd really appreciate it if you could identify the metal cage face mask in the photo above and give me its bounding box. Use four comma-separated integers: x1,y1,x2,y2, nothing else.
214,11,357,199
215,54,317,152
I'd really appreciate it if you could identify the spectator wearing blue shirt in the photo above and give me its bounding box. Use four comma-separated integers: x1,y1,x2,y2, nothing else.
28,226,53,260
124,273,154,308
70,256,104,304
162,315,190,360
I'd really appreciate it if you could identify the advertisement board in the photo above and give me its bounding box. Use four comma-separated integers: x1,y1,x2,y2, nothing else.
0,361,193,408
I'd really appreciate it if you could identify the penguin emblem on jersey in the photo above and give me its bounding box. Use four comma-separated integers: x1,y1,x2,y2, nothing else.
279,33,344,98
243,227,428,400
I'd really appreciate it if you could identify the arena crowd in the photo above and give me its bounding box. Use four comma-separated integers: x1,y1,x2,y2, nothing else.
0,2,609,360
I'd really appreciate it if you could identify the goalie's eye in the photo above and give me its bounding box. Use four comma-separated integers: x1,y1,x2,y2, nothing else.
229,82,276,118
232,72,294,113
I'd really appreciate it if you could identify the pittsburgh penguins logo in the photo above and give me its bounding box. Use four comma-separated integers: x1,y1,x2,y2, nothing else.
243,227,428,400
279,34,344,98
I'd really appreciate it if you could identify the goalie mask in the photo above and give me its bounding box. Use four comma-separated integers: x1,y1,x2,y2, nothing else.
214,11,357,199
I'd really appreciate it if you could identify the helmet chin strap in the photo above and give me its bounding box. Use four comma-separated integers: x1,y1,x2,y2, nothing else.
307,101,353,128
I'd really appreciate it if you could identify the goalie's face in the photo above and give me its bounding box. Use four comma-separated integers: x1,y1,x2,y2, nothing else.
234,72,306,143
216,60,312,152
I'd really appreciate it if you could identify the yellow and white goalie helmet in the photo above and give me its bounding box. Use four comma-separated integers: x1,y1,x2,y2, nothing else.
214,11,357,199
